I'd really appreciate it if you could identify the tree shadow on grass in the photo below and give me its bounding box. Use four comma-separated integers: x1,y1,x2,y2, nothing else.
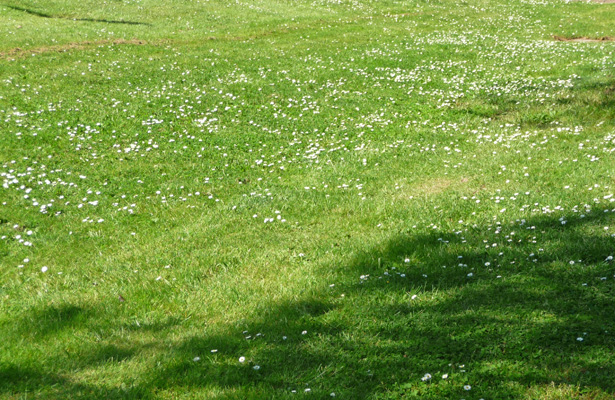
455,75,615,127
0,359,152,399
6,5,151,26
0,352,152,399
140,207,615,398
3,208,614,398
0,304,176,399
14,304,92,339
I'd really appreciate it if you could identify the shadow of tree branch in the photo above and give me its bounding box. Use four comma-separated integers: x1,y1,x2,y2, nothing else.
6,5,151,26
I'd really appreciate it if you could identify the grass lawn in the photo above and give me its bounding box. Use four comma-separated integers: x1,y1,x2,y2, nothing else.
1,0,615,398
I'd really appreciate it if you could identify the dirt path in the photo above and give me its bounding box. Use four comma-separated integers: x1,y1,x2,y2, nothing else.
553,35,614,42
0,39,147,59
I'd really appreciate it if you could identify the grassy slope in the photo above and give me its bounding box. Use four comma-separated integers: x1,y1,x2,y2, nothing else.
1,0,615,398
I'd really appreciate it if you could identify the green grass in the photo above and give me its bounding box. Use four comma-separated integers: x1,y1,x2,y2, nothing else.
1,0,615,398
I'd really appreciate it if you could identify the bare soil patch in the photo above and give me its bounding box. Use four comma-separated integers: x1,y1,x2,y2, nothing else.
1,39,147,59
393,177,473,202
553,35,614,42
413,178,455,195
